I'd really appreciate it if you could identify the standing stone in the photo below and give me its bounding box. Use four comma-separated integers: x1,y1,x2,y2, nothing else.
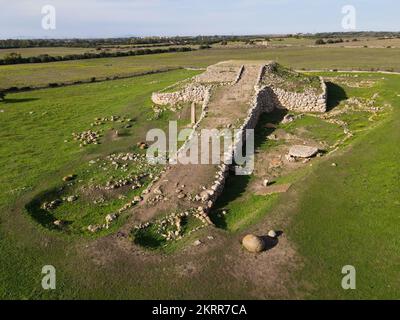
191,102,196,125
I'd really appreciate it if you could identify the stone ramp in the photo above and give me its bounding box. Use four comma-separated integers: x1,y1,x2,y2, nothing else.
122,62,267,229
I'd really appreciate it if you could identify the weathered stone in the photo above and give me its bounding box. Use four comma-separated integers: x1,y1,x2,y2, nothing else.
87,225,100,233
242,234,265,253
282,114,296,124
63,174,76,182
193,239,202,246
268,230,277,238
200,190,210,202
288,145,319,158
105,213,117,224
66,195,78,202
53,220,64,227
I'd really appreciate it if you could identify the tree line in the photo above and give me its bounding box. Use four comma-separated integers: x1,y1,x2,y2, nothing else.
2,32,399,49
0,46,193,65
0,36,238,49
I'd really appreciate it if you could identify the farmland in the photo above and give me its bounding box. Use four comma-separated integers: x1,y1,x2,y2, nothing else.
1,46,400,89
0,47,96,58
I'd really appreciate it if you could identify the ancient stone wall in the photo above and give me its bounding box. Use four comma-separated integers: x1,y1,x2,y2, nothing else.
269,77,327,113
232,65,245,85
149,62,328,215
198,65,330,212
151,84,208,105
262,62,327,113
202,66,274,211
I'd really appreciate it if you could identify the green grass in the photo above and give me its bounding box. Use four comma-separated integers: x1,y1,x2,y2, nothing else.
206,73,399,299
2,46,400,88
0,68,201,298
131,215,204,253
263,63,322,93
281,115,345,146
285,73,400,299
209,110,290,232
211,183,279,232
0,69,200,209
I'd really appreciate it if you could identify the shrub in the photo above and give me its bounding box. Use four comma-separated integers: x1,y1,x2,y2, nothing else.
199,44,211,49
315,39,326,45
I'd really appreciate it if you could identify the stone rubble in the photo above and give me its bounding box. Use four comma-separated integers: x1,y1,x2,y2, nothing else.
72,130,101,146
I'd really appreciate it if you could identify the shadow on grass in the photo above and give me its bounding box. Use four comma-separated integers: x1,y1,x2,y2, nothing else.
210,108,287,229
326,82,347,111
260,231,284,250
132,216,195,250
4,98,39,104
132,226,166,249
25,187,65,230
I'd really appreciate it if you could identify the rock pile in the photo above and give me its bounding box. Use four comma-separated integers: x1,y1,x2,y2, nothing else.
72,130,101,146
262,62,327,113
90,115,133,127
41,199,61,211
104,174,144,190
151,84,208,106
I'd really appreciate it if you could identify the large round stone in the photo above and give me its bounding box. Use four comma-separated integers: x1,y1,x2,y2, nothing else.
242,234,265,253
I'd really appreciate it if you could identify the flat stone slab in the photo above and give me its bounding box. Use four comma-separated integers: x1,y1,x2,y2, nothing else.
288,145,319,158
255,183,292,195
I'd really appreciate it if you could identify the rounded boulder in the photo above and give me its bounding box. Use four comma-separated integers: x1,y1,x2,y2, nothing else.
242,234,265,253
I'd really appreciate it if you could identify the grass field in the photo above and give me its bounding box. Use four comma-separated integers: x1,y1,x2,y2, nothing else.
0,69,202,298
0,47,96,58
1,46,400,89
211,71,397,300
209,72,400,299
285,73,400,299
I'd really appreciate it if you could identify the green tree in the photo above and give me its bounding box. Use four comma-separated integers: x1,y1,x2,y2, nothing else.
4,52,22,63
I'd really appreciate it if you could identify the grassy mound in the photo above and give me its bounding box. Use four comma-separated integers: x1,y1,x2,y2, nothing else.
263,62,323,93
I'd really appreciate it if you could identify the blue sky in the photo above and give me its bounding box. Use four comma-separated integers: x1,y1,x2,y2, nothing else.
0,0,399,39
